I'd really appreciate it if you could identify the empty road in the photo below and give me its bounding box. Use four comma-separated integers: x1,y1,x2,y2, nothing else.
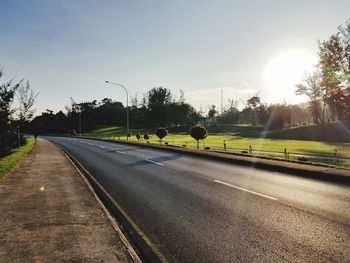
47,137,350,263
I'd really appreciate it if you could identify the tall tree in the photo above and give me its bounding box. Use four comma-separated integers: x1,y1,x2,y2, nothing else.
16,80,38,125
0,69,20,131
339,19,350,118
208,105,217,119
147,87,172,126
147,86,172,107
246,95,261,126
318,33,344,119
295,71,325,123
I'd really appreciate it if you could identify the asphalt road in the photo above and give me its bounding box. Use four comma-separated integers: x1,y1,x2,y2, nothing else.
46,136,350,263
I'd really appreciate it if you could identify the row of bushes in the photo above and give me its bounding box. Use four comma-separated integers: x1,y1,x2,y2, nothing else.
0,131,26,156
130,125,208,149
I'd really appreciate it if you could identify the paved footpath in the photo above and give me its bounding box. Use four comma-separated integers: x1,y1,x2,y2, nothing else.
0,139,136,263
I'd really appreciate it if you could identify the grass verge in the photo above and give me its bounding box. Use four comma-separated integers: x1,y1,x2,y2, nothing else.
0,138,35,179
83,126,350,169
85,126,350,158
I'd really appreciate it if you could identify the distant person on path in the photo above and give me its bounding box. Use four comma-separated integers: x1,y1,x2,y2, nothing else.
34,133,37,140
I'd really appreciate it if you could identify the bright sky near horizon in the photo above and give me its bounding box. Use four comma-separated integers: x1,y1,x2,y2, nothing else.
1,0,349,115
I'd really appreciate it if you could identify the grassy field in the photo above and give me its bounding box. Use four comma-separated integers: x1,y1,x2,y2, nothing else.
0,138,35,179
85,126,350,159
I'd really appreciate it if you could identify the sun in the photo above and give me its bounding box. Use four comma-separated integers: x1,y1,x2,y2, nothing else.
263,49,317,103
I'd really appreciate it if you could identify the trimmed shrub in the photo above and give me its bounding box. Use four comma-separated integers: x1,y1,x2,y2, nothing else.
155,127,168,143
190,125,208,149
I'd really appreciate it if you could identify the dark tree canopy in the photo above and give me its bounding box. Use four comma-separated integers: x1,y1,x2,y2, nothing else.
0,69,20,130
190,125,208,149
155,127,168,140
147,87,172,107
190,125,208,141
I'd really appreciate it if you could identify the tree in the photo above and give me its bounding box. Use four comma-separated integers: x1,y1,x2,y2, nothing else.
246,95,261,126
16,80,38,126
264,104,291,129
155,127,168,143
339,19,350,118
190,125,208,149
147,87,172,126
208,105,217,119
0,69,20,131
295,71,325,123
147,86,172,107
217,99,240,124
168,102,198,127
318,33,344,119
179,89,185,104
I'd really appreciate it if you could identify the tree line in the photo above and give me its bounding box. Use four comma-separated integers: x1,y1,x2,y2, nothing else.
26,85,315,135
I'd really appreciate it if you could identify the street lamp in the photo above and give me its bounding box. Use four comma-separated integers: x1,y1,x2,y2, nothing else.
105,80,130,140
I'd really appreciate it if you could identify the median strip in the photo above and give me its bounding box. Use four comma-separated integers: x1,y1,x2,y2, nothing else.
213,180,277,200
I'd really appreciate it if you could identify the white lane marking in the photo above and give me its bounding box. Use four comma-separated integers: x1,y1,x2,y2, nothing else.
116,151,126,155
98,145,106,149
145,159,165,166
213,180,277,201
88,143,93,146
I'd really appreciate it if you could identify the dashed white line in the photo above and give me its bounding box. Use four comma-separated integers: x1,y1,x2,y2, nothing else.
145,159,165,166
116,151,126,155
213,180,277,200
98,145,106,149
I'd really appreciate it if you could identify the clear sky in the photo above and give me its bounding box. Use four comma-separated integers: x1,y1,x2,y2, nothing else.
1,0,349,115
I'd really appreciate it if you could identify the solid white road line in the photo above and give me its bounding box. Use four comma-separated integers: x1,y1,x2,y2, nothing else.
98,145,106,149
116,150,126,155
213,180,277,200
145,159,165,166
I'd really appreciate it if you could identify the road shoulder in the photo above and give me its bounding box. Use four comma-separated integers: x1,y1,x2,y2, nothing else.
0,138,136,262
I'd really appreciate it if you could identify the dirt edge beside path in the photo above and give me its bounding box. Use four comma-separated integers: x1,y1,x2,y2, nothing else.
0,138,137,263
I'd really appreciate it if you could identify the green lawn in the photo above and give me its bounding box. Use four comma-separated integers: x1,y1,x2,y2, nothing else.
85,126,350,159
0,138,35,179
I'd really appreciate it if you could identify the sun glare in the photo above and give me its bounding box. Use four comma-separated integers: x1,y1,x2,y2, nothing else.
263,50,317,103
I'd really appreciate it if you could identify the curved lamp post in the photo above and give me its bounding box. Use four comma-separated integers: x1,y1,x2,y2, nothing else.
105,81,129,140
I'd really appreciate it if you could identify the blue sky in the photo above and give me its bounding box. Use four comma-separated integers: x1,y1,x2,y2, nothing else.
1,0,349,114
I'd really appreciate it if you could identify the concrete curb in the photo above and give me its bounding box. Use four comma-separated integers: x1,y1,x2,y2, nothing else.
78,136,350,184
59,146,143,263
